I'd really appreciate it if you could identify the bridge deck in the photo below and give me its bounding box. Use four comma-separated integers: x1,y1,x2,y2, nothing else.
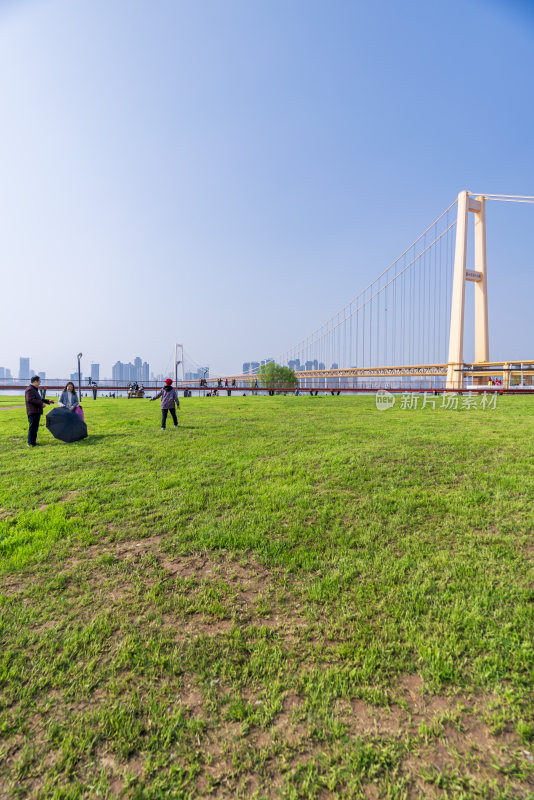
3,361,533,395
222,361,534,382
2,385,534,395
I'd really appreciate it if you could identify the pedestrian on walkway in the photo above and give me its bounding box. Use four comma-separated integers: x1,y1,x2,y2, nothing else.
151,378,180,429
25,376,54,447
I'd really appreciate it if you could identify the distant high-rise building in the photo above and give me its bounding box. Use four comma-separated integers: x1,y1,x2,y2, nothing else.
112,357,149,383
19,357,30,380
6,368,12,380
331,362,339,369
243,361,262,374
115,362,128,381
38,372,46,381
185,366,209,381
91,363,100,381
0,367,4,379
318,362,325,371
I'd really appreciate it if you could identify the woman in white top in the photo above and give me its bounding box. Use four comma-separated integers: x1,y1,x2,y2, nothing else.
58,381,79,411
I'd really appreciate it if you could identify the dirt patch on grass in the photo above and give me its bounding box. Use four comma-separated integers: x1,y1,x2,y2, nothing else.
114,534,164,557
21,537,308,646
335,677,534,800
157,550,273,585
3,659,532,799
154,551,310,639
1,574,30,596
60,490,80,503
57,533,165,571
166,616,235,636
3,536,533,799
403,727,533,799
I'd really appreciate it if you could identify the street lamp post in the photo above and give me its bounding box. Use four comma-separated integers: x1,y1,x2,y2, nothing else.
202,368,209,397
77,353,82,401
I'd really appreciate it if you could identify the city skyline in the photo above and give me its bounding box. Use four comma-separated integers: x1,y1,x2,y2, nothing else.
242,358,341,375
0,356,212,385
0,355,151,383
0,356,212,384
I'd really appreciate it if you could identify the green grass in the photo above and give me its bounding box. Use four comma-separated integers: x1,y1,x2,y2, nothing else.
1,395,533,799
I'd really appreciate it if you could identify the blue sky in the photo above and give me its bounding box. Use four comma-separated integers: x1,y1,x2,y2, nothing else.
0,0,533,378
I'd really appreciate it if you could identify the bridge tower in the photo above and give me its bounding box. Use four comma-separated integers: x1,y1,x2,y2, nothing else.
446,191,489,390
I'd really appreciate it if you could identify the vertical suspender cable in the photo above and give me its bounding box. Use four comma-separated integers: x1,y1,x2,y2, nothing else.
439,222,443,363
385,282,388,365
369,285,373,366
349,307,352,367
393,262,396,365
434,222,438,363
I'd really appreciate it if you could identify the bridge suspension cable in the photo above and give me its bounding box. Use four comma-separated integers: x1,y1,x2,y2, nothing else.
475,194,534,204
278,198,459,373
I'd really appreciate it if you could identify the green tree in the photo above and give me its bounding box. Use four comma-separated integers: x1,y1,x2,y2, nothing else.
257,362,298,391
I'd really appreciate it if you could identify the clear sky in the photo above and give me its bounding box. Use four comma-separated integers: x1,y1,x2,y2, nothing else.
1,0,533,378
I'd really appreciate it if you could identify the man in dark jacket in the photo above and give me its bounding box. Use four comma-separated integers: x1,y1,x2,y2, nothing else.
25,376,54,447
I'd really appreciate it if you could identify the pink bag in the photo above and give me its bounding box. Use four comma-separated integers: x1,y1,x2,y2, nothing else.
74,405,85,422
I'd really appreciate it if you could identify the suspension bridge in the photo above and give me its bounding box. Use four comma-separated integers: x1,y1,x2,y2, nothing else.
119,190,533,394
227,190,534,392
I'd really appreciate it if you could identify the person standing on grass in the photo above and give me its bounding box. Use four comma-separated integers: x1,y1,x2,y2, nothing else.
58,381,79,411
151,378,180,429
25,376,54,447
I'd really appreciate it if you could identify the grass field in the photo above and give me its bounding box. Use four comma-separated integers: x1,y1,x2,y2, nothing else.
1,394,533,799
